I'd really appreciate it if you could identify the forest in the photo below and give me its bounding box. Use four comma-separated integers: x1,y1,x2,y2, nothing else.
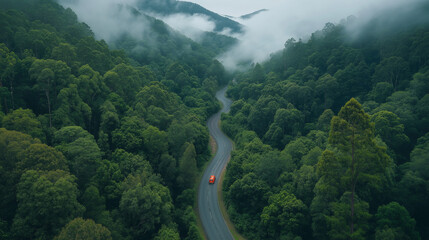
0,0,231,239
1,0,429,239
221,5,429,240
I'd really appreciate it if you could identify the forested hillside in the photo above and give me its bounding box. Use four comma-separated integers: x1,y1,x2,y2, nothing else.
222,4,429,240
0,0,228,239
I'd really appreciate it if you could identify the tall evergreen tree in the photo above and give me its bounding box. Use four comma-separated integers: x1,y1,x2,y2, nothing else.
318,98,390,239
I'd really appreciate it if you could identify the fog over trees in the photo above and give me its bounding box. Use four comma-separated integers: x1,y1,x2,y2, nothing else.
0,0,428,239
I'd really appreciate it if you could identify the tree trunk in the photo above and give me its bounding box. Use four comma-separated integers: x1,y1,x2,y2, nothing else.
45,89,52,128
10,81,14,110
350,129,355,239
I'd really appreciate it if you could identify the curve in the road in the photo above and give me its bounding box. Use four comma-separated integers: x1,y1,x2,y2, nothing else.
198,86,234,240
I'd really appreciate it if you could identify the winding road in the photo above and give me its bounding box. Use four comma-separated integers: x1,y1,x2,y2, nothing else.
198,86,234,240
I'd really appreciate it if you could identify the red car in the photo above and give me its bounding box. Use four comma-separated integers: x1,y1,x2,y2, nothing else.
209,175,216,184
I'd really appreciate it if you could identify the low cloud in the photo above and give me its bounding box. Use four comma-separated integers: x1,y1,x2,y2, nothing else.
160,14,216,42
58,0,149,42
59,0,427,71
211,0,425,70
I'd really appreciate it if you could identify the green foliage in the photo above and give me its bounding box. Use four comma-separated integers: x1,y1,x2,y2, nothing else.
54,126,102,187
177,143,198,189
228,172,270,213
326,193,371,240
111,149,148,177
319,99,390,237
12,170,85,239
111,116,147,153
0,128,41,221
1,0,428,239
406,133,429,179
371,110,410,162
375,202,420,240
260,190,308,239
54,218,112,240
372,56,410,90
80,185,106,222
223,8,429,240
2,108,45,141
120,172,174,238
53,84,92,129
18,143,68,172
142,125,168,162
154,225,180,240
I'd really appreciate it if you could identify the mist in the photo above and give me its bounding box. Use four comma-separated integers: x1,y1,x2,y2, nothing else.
58,0,154,43
57,0,228,46
58,0,427,71
157,13,216,42
205,0,426,70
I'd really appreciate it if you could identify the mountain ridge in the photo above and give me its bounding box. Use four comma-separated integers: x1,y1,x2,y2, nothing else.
136,0,243,33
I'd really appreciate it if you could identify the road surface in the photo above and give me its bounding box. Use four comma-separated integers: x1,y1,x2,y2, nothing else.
198,86,234,240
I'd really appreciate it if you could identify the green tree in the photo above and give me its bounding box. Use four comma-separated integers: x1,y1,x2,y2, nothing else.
2,108,45,141
264,107,304,148
371,110,410,162
373,56,410,90
375,202,420,240
54,126,102,187
177,143,197,189
111,116,147,153
326,193,371,240
248,95,281,137
292,165,318,206
144,105,173,131
120,176,173,238
256,150,291,186
374,91,418,139
92,160,123,210
158,153,177,189
142,125,168,166
80,185,106,222
317,109,334,132
29,59,72,127
75,64,108,111
135,82,181,114
260,190,308,239
406,133,429,179
409,70,429,99
12,170,85,239
0,43,18,110
228,173,270,213
18,143,68,172
0,218,9,240
112,149,148,177
154,225,180,240
320,98,390,238
367,82,394,103
206,59,227,85
104,63,146,103
416,94,429,133
316,74,339,109
0,128,41,221
53,84,92,130
54,218,112,240
51,43,77,68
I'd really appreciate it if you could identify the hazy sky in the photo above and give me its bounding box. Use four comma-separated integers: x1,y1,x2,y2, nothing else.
185,0,275,17
186,0,403,18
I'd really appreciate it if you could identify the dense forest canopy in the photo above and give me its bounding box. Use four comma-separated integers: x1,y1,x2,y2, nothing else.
1,0,429,239
0,0,230,239
221,2,429,239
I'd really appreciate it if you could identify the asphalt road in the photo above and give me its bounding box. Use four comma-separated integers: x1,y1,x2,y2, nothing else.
198,86,234,240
